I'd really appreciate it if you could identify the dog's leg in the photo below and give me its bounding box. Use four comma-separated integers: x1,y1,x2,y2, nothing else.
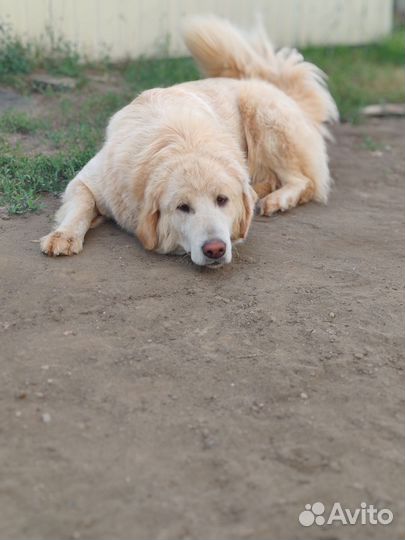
259,172,314,216
240,83,331,217
41,179,98,256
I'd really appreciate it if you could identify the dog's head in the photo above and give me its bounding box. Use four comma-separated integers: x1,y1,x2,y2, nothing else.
136,154,255,267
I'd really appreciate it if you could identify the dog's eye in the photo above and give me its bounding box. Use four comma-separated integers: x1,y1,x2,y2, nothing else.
177,203,191,213
216,195,228,207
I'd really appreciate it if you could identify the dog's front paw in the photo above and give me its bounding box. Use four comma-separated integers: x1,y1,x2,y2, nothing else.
259,191,297,216
259,192,282,215
40,231,83,256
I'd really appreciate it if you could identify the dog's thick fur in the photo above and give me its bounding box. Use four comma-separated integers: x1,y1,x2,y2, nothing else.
41,15,337,266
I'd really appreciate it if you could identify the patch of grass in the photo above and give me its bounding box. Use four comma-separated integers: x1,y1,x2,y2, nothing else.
0,110,44,134
361,135,385,152
78,92,130,126
41,36,83,78
0,91,133,213
124,56,199,92
0,25,32,77
0,150,94,213
302,29,404,121
46,123,100,152
45,92,130,152
0,24,84,83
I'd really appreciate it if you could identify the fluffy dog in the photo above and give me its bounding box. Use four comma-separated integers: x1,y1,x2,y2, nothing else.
41,15,338,266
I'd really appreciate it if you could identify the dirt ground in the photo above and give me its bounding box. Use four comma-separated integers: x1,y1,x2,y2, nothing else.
0,118,404,540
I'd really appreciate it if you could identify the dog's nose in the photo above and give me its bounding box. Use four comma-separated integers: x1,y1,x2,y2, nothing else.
202,239,226,259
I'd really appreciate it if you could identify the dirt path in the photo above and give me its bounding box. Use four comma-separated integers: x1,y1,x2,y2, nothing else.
1,118,404,540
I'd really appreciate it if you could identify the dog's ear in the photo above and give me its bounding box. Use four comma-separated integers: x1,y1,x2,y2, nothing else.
238,185,256,239
136,191,161,250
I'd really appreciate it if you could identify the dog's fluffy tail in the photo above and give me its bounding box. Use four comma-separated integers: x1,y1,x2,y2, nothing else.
183,15,338,126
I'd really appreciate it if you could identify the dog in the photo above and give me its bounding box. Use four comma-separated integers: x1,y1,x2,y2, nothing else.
40,15,338,266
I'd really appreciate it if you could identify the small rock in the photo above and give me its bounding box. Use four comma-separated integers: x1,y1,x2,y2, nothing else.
354,352,364,359
329,311,335,319
30,74,77,92
251,401,265,413
15,410,22,417
300,392,308,399
329,460,342,472
215,295,230,304
41,412,51,424
362,103,405,117
63,330,75,336
201,428,215,450
0,207,10,220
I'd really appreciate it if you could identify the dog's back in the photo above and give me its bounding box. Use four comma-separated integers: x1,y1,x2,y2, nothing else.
183,16,338,130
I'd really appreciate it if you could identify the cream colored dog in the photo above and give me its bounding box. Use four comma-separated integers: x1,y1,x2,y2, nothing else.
41,15,338,266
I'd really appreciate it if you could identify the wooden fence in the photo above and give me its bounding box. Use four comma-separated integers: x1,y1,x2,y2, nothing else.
0,0,394,60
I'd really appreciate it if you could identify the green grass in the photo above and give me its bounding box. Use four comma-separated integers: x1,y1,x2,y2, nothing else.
0,151,94,213
302,29,404,121
0,92,130,212
361,135,385,152
0,110,44,134
0,27,403,213
0,24,84,84
42,42,82,78
123,56,199,92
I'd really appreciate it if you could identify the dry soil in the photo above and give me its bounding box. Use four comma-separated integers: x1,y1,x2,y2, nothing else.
0,118,404,540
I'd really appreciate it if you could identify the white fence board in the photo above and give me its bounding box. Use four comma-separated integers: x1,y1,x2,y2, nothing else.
0,0,394,60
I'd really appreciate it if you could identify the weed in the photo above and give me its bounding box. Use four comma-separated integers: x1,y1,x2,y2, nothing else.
361,135,385,152
0,24,32,77
302,30,404,121
0,23,85,82
0,110,44,134
41,28,83,78
124,57,198,92
0,151,93,213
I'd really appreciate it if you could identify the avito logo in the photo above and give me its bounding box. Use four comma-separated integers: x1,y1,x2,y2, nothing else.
299,501,393,527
